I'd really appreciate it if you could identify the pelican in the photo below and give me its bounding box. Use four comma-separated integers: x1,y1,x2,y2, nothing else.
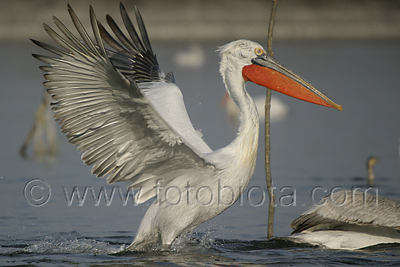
32,3,341,250
222,92,289,123
173,44,205,68
20,91,58,162
290,190,400,250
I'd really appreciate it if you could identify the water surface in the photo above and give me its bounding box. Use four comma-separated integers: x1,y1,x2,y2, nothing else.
1,40,400,266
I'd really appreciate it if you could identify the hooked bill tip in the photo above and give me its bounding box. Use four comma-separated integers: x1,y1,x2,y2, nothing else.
328,102,342,111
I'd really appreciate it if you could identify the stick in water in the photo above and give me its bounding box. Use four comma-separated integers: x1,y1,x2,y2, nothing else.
265,0,278,240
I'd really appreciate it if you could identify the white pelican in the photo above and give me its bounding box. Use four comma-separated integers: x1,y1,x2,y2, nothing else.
20,91,58,162
290,190,400,250
32,3,341,250
173,44,205,68
222,92,289,123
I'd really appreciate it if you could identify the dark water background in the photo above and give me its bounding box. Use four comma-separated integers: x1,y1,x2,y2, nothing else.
1,40,400,266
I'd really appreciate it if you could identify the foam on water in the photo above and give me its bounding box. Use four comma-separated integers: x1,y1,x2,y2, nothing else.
0,233,125,256
23,236,123,255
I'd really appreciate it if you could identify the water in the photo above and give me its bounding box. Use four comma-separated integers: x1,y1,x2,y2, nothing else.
1,40,400,266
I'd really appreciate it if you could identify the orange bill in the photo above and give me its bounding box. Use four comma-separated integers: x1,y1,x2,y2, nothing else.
242,54,342,111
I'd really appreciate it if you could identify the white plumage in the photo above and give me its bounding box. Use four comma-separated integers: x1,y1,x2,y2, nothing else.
222,92,289,123
290,190,400,250
33,3,340,251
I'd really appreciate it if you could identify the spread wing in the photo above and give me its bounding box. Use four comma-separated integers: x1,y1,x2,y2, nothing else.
291,190,400,234
33,4,216,203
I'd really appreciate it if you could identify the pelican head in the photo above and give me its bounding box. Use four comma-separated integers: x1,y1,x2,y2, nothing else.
219,40,342,111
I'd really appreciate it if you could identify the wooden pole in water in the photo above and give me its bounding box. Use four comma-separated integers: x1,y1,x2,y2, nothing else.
265,0,278,240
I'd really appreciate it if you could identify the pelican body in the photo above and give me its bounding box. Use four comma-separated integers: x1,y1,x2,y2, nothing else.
33,3,341,250
290,190,400,250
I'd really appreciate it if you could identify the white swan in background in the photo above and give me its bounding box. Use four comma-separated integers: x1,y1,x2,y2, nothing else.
32,3,341,251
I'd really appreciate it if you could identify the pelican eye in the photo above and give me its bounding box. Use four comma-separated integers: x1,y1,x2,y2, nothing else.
254,48,264,56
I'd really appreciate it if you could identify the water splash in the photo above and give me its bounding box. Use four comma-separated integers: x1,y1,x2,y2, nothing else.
21,234,123,255
171,224,222,252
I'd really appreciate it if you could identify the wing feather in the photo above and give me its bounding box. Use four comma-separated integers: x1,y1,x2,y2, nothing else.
105,14,139,55
67,4,101,58
133,6,153,55
291,190,400,234
120,3,146,53
34,4,216,203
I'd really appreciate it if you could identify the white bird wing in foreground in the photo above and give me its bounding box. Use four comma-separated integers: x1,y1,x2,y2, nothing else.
33,4,216,204
290,190,400,249
291,190,400,233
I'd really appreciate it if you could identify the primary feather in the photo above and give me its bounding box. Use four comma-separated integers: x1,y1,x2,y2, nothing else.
33,4,216,205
